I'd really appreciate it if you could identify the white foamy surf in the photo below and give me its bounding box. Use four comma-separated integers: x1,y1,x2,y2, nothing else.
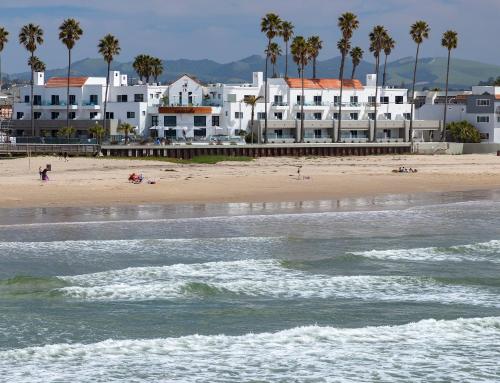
1,317,499,382
352,240,500,263
54,259,500,307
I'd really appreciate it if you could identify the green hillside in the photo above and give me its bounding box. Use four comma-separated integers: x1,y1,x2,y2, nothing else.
7,55,500,90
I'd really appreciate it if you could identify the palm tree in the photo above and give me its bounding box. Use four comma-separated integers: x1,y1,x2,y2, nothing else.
19,23,44,137
261,13,282,143
151,57,164,83
307,36,323,79
118,122,135,144
350,47,363,79
441,30,458,142
336,12,359,142
244,95,263,143
369,25,388,142
266,42,282,77
291,36,311,143
89,123,105,144
382,34,395,87
98,34,120,134
409,20,430,144
0,27,9,91
133,54,147,82
28,56,46,72
280,21,294,78
59,18,83,131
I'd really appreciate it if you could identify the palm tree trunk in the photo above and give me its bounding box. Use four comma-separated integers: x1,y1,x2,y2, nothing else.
442,49,451,142
0,54,3,91
300,64,305,143
313,57,317,79
409,43,420,144
250,104,255,144
30,52,34,137
264,40,270,144
382,54,388,87
351,64,357,80
66,48,71,130
102,62,111,139
373,56,380,142
337,53,345,142
285,42,289,78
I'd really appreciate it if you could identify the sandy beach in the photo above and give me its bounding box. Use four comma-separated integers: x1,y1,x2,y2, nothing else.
1,154,500,209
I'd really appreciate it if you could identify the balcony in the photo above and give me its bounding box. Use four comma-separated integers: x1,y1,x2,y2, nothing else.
271,102,288,108
82,102,101,109
293,102,329,109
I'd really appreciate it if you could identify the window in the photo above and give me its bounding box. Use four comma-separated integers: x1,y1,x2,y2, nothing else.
89,95,98,105
68,112,76,120
395,96,404,104
368,96,376,106
477,116,490,123
194,128,206,137
350,130,358,138
314,129,322,138
24,95,29,103
368,113,375,120
142,111,146,116
383,129,392,138
17,112,24,119
274,129,283,138
226,94,236,102
105,112,114,119
51,95,60,105
212,116,220,126
476,99,490,107
334,96,340,105
151,115,159,126
194,115,206,127
404,113,411,120
384,113,392,120
134,94,144,102
235,112,243,119
313,96,322,106
333,113,339,120
69,95,76,105
350,113,358,121
497,116,500,123
274,112,283,120
117,95,128,102
380,96,389,104
297,95,303,105
33,95,42,106
274,95,283,105
313,112,322,120
480,132,490,140
296,112,304,119
90,112,98,119
350,96,358,105
164,116,176,127
34,112,42,120
127,112,136,119
257,112,266,120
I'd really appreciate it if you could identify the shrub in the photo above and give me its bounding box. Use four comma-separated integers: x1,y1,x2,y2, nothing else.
447,121,481,143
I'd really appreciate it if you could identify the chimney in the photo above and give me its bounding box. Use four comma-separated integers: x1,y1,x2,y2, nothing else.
253,72,263,87
366,74,377,87
34,72,45,86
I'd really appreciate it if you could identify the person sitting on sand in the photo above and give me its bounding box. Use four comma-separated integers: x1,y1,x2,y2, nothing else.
41,167,49,181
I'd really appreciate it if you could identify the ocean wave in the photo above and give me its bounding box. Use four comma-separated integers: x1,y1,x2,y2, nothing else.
1,317,499,382
351,240,500,263
50,259,499,306
0,236,284,254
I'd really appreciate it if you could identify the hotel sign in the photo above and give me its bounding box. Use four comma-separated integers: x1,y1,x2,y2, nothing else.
158,106,212,114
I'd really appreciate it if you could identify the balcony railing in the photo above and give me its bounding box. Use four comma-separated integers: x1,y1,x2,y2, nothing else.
272,102,288,106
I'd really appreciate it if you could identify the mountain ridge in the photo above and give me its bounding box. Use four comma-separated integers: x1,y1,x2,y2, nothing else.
6,55,500,90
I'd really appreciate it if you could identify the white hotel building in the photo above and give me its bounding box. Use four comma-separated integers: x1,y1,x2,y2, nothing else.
11,70,441,142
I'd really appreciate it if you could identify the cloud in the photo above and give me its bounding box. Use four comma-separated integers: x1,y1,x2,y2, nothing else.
0,0,498,73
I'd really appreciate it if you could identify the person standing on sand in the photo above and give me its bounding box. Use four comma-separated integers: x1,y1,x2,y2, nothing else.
63,152,68,162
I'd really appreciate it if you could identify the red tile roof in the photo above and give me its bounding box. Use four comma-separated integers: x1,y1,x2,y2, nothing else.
286,78,363,90
45,77,88,88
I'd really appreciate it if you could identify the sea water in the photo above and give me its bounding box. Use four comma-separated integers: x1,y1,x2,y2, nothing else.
0,192,499,382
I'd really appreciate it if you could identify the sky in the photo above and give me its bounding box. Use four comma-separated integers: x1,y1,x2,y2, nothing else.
0,0,498,73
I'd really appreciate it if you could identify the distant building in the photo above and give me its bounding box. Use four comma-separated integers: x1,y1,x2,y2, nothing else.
11,71,441,142
415,87,500,142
